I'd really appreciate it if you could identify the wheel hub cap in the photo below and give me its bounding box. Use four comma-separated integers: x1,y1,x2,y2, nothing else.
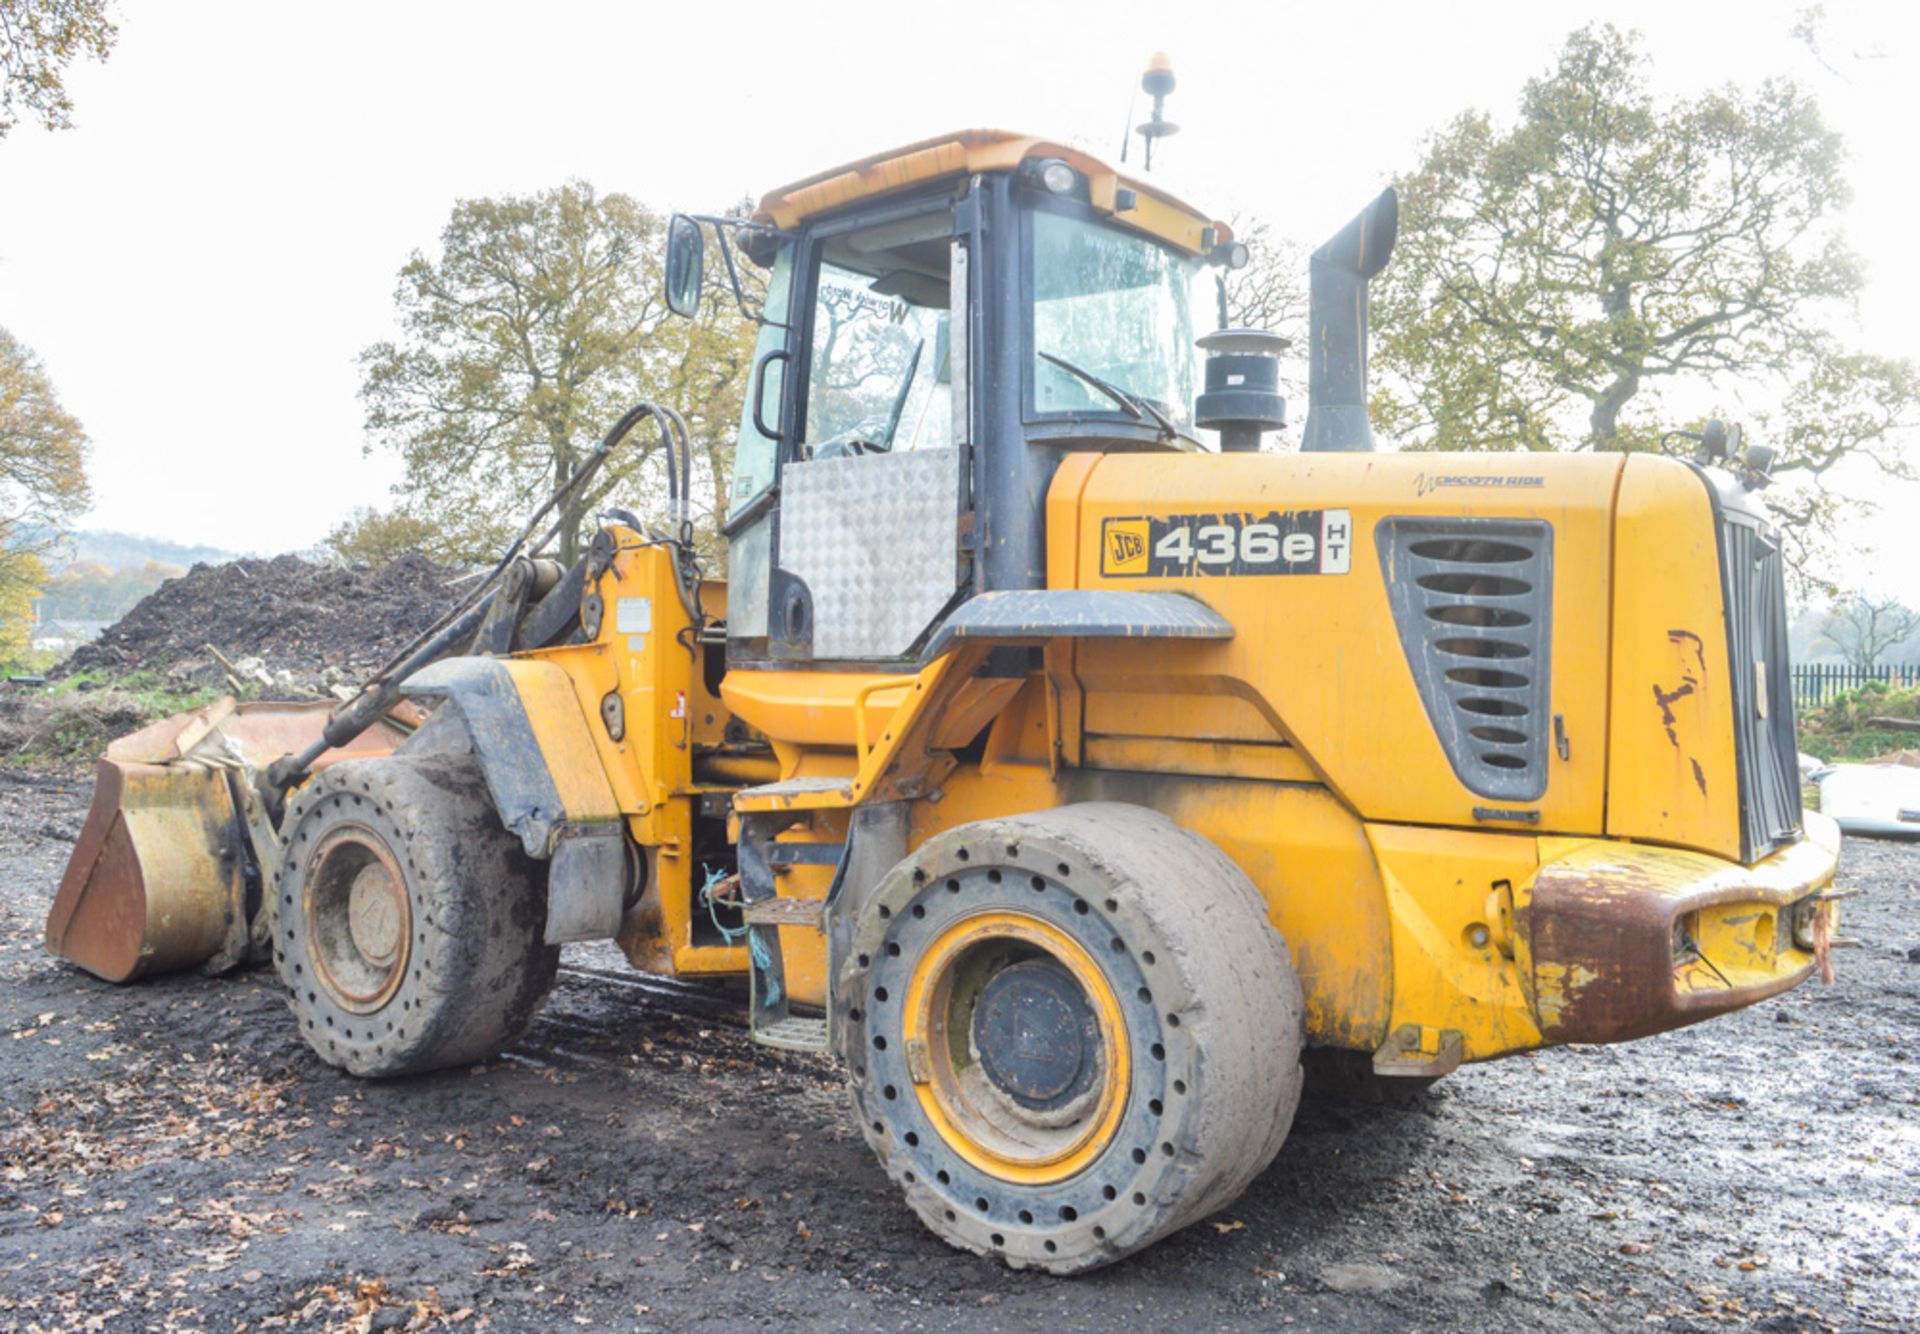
973,959,1100,1109
903,910,1130,1185
304,824,412,1015
347,863,404,965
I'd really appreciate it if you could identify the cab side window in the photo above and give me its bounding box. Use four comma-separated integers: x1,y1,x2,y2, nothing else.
803,222,954,460
726,244,795,518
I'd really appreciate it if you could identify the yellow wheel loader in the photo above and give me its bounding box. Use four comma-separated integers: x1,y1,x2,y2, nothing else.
48,126,1841,1273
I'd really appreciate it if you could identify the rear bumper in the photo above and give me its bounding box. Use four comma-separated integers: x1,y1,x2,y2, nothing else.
1517,812,1841,1044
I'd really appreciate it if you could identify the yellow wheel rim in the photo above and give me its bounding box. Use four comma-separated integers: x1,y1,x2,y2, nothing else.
901,910,1130,1186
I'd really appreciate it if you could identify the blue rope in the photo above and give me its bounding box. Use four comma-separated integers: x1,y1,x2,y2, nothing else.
748,929,782,1007
699,865,746,943
698,864,782,1007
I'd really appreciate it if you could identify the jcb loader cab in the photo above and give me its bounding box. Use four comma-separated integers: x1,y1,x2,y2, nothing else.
49,126,1841,1274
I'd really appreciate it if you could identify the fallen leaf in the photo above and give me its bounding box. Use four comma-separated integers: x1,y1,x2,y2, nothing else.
1213,1220,1246,1235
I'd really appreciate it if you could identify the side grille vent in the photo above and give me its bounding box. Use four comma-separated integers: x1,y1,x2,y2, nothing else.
1378,518,1554,801
1719,511,1802,861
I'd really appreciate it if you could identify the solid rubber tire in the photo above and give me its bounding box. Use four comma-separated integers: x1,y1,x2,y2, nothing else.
271,744,557,1078
840,802,1305,1273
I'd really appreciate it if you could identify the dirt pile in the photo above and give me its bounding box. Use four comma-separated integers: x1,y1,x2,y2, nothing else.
56,553,466,690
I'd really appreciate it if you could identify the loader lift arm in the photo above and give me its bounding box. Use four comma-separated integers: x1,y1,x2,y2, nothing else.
262,401,697,815
50,398,704,983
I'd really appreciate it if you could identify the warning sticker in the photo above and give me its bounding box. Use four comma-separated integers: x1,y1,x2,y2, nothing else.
1100,509,1352,578
616,596,653,633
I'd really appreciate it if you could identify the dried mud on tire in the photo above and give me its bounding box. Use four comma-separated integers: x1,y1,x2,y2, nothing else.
1,770,1916,1331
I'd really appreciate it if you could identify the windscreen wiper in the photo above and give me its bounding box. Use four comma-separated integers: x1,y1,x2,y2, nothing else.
878,339,926,451
1038,350,1179,443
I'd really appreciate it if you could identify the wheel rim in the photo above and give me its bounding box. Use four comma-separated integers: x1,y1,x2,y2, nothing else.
903,911,1130,1185
303,824,412,1015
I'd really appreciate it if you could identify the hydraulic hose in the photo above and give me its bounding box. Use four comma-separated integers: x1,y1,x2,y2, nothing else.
365,401,666,686
263,400,669,810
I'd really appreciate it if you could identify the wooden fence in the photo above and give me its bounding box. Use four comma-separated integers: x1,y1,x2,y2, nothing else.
1792,662,1920,707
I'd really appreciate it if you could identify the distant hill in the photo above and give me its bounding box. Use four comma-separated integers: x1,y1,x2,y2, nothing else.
47,529,242,573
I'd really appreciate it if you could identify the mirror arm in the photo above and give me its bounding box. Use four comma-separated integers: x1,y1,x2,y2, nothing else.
686,215,793,328
712,225,760,324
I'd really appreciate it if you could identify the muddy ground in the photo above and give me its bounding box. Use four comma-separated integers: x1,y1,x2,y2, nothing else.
1,769,1915,1333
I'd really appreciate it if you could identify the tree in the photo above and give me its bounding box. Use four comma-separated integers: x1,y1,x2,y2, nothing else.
0,0,117,137
1817,596,1920,669
1222,216,1309,419
36,557,181,625
0,561,34,660
1373,26,1918,573
1224,216,1308,341
324,506,444,568
359,182,760,568
0,326,90,653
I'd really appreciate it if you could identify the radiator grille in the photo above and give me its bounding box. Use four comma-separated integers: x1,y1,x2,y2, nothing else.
1378,518,1554,801
1720,512,1802,862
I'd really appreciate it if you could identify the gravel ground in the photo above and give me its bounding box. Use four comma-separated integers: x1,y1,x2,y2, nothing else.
2,768,1915,1332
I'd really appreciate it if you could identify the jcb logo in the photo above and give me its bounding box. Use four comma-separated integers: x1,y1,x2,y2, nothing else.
1104,520,1150,575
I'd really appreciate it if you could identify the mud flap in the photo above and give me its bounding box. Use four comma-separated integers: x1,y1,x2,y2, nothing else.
545,824,631,944
400,656,620,859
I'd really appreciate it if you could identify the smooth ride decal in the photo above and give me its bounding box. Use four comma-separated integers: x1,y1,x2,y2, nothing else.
1101,509,1352,577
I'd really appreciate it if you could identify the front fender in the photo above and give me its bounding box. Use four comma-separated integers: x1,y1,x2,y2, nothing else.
402,656,620,858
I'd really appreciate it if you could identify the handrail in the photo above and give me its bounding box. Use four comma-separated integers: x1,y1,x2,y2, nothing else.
852,675,920,762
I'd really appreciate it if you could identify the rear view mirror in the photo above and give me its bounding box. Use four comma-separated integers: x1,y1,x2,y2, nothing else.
665,215,704,318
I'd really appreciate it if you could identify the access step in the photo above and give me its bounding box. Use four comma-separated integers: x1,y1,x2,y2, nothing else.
741,896,826,928
754,1013,829,1053
734,776,856,813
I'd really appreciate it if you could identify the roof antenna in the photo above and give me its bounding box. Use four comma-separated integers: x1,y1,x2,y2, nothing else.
1119,85,1136,164
1135,52,1179,172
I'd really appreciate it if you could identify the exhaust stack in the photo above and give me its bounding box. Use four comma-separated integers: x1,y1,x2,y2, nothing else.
1301,188,1399,453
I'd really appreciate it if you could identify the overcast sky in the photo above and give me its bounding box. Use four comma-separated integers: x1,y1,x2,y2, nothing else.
1,1,1914,595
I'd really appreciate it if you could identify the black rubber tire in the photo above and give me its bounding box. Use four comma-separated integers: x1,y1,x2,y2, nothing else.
270,746,558,1078
840,802,1304,1273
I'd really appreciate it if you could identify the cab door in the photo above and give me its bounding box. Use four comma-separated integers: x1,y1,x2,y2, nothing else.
731,196,972,666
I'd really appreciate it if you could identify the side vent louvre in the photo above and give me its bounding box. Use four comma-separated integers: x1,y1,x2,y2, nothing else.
1377,518,1554,801
1719,510,1802,862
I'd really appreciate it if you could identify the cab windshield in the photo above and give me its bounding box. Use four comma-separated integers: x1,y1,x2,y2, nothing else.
1029,209,1200,433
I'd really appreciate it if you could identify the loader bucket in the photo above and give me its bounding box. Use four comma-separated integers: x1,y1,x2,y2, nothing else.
46,697,416,983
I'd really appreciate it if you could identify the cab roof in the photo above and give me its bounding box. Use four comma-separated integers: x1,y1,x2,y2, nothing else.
753,128,1229,256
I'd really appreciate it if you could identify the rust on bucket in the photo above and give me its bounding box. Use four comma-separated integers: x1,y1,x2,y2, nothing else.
45,697,414,983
